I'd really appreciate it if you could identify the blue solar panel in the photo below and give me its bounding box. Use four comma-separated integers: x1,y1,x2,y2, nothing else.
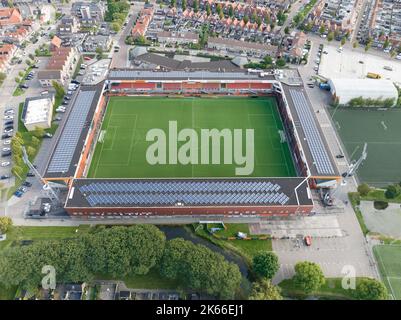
78,179,292,207
47,90,96,173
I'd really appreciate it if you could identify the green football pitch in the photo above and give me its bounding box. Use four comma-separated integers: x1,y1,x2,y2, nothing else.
87,96,296,178
373,245,401,300
331,108,401,187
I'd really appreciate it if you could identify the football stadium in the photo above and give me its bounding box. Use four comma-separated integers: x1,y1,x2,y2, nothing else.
41,69,340,219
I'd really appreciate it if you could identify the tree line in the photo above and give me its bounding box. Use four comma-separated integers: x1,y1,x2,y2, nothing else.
0,225,241,299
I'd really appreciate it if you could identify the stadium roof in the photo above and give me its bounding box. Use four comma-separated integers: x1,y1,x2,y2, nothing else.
43,84,104,178
108,69,275,81
282,85,339,177
65,177,312,208
328,78,398,106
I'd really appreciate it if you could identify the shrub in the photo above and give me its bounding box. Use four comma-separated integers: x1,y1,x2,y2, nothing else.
373,201,389,210
357,183,371,196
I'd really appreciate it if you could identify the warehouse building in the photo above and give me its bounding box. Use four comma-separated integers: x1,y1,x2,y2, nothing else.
328,78,399,107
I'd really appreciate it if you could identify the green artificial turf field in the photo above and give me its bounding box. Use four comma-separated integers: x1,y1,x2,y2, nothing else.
330,107,401,187
373,245,401,299
87,97,296,178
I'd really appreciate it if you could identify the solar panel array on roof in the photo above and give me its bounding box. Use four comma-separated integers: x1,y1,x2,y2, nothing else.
108,70,261,80
47,90,96,173
78,180,290,207
289,89,335,175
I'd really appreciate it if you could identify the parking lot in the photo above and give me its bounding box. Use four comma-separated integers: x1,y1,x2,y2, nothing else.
319,44,401,85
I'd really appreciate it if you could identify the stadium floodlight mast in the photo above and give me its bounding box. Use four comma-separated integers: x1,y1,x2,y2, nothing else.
343,143,368,178
21,146,60,203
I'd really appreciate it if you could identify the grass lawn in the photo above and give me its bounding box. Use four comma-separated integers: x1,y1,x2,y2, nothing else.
373,245,401,299
0,225,91,251
193,223,272,263
0,284,17,300
88,96,295,178
279,277,361,300
98,268,181,290
361,189,401,203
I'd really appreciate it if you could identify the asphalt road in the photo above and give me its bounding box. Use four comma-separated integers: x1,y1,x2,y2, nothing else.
110,2,144,68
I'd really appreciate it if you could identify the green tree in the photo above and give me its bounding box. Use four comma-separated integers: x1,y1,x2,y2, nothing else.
206,3,211,16
385,184,401,199
252,251,279,279
243,15,249,24
193,0,198,12
0,217,12,234
276,58,286,68
319,25,326,35
293,261,325,294
170,0,176,8
32,127,45,139
357,183,371,196
182,0,186,10
355,278,388,300
327,32,334,42
160,238,241,299
249,279,283,300
52,80,65,98
96,47,104,60
26,146,36,158
341,37,346,46
31,136,40,147
353,41,358,49
228,5,234,17
284,26,290,34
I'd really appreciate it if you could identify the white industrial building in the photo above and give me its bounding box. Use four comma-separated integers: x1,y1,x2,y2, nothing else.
22,94,54,131
328,78,399,106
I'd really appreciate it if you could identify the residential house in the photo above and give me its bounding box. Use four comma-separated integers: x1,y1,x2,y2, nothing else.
284,31,308,64
82,34,111,52
37,47,79,87
207,37,276,57
58,16,80,35
157,31,199,45
0,7,23,26
131,7,154,38
71,1,105,25
50,35,62,51
0,43,16,73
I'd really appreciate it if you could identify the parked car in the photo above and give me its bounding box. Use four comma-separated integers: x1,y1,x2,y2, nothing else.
4,120,13,126
3,128,13,133
4,108,14,114
2,147,10,152
0,175,9,180
3,139,11,145
22,181,32,187
18,186,27,193
336,154,345,159
4,115,13,120
1,151,11,157
71,80,80,85
1,161,10,167
27,172,35,177
64,96,71,100
14,190,23,197
62,101,69,105
43,132,53,138
1,133,12,139
19,84,29,89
